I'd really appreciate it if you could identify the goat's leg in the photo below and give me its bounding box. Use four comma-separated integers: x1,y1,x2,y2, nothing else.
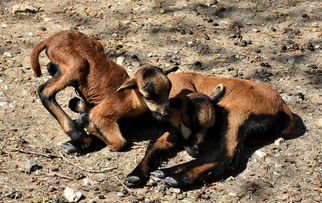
37,73,89,153
156,114,245,187
124,130,178,187
89,106,127,151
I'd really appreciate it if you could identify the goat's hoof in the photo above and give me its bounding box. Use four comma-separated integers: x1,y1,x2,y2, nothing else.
61,141,81,154
124,176,141,188
151,170,165,179
163,177,179,187
184,145,201,158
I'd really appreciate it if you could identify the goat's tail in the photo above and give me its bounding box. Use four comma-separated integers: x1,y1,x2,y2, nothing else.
30,39,49,77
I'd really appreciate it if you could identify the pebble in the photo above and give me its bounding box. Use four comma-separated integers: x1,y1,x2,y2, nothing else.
307,64,318,69
271,27,276,32
274,137,285,145
0,102,8,107
116,192,126,197
64,187,83,202
235,54,246,59
26,159,41,172
307,42,315,51
24,32,34,37
255,150,267,158
2,23,8,28
3,52,13,58
207,0,218,7
132,61,140,67
204,33,210,40
301,14,309,19
169,188,181,194
116,56,125,66
97,194,105,199
228,192,237,197
260,62,271,68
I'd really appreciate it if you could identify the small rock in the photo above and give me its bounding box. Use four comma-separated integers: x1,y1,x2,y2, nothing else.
204,33,210,40
111,33,118,38
274,137,285,145
131,61,140,67
2,23,8,28
193,61,202,68
281,45,287,50
97,194,105,199
187,30,194,35
307,42,315,51
207,0,218,7
260,62,271,68
255,150,267,158
228,192,237,197
116,56,125,66
160,9,167,14
179,29,186,34
26,159,41,172
307,64,318,69
213,22,219,26
169,188,181,194
254,49,261,53
271,27,276,32
39,26,46,31
64,187,83,202
12,4,40,14
3,52,13,58
235,54,246,60
147,53,153,57
273,171,281,178
24,32,34,37
116,192,125,197
0,102,8,107
301,13,309,19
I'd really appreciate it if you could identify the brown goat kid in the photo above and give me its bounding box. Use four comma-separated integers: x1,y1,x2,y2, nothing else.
30,30,173,153
125,72,295,188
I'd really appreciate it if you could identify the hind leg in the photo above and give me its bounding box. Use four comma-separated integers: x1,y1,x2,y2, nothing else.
37,71,89,153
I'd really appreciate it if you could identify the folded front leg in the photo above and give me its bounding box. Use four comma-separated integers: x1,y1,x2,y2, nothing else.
125,130,178,187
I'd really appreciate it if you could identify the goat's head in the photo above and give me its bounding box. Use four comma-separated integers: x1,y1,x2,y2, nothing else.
117,66,176,122
169,84,225,157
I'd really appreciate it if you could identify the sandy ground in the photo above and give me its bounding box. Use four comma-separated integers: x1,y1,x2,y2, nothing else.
0,0,321,202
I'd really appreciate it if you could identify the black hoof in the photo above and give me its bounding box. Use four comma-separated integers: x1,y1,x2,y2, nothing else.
151,170,166,179
184,145,202,158
163,177,179,187
124,176,142,188
61,141,81,154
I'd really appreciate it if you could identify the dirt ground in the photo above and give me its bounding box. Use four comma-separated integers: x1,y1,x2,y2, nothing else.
0,0,321,202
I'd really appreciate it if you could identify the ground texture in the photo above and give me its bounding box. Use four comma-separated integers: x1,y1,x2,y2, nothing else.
0,0,321,202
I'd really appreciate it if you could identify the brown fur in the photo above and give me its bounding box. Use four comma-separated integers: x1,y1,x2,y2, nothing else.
30,30,172,153
125,72,295,188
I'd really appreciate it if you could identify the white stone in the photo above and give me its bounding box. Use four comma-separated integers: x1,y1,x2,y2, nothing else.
255,150,267,158
274,137,285,145
3,52,13,58
116,56,125,66
64,187,82,202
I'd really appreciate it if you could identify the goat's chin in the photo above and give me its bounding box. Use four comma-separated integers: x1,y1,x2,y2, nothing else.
151,112,169,122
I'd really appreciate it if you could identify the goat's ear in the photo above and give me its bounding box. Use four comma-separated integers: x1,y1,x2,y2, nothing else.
209,84,225,103
117,79,138,92
164,66,179,75
170,98,183,109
